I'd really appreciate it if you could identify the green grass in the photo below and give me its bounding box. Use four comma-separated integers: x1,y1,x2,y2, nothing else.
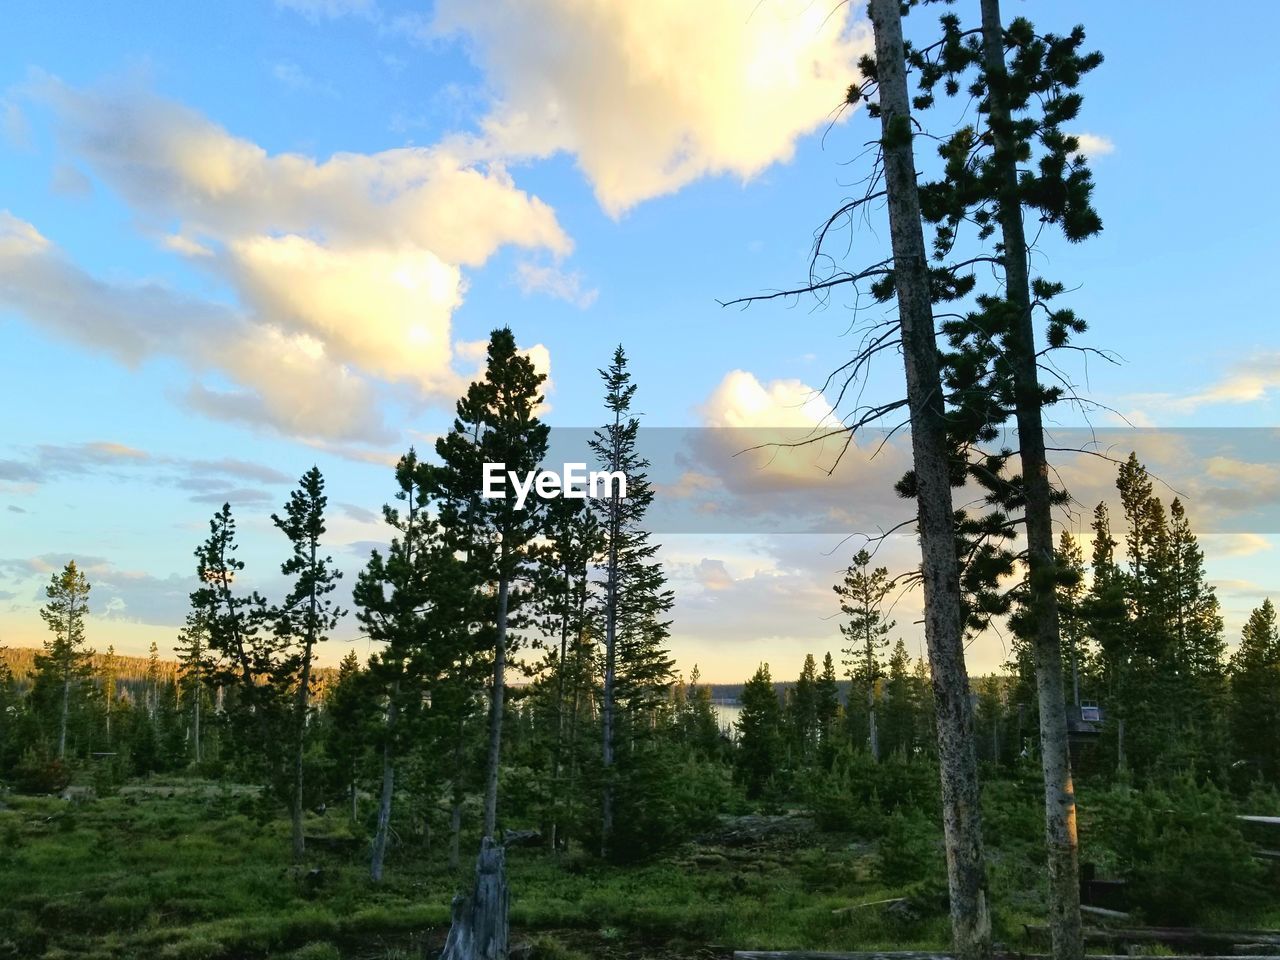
2,774,1276,959
0,778,957,959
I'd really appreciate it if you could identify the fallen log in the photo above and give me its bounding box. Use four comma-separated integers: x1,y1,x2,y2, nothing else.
831,897,907,915
1024,925,1280,948
733,953,1280,960
1079,905,1131,921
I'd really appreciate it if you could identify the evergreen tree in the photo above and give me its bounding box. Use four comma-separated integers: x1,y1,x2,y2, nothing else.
355,449,469,882
881,640,916,758
785,654,820,766
272,466,345,863
1229,599,1280,782
323,650,374,824
835,549,894,761
589,344,674,858
174,610,211,765
814,652,841,760
35,560,93,759
735,664,783,800
101,644,119,749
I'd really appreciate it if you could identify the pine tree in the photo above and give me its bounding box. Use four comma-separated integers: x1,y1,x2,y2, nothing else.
100,644,119,748
436,328,548,960
323,650,374,824
355,449,470,882
785,654,820,766
174,610,211,765
36,561,93,759
881,640,916,758
735,664,783,800
535,494,600,852
191,505,284,799
272,466,345,863
1229,599,1280,782
589,344,673,858
835,549,894,761
814,652,841,761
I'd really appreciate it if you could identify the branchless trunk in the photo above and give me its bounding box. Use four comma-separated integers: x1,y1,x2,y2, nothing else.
549,562,571,853
370,692,398,882
600,417,622,860
291,544,319,864
192,663,202,764
978,4,1082,958
867,634,880,762
867,2,991,958
483,571,510,838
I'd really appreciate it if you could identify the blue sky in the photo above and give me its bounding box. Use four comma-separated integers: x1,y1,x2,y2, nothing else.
2,0,1278,680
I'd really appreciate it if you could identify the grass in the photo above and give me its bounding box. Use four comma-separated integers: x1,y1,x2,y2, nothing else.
2,773,1277,959
0,777,957,960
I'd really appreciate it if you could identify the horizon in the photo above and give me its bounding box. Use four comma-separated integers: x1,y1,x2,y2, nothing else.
3,0,1278,684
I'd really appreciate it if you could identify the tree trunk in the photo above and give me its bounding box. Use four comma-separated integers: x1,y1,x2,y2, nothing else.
977,4,1082,959
483,572,510,839
193,675,202,764
549,565,571,853
440,837,510,960
59,673,70,760
370,696,398,883
601,426,621,859
866,2,992,958
868,680,880,763
351,778,358,824
450,795,463,871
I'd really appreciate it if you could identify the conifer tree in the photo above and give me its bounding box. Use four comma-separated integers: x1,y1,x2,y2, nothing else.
1230,599,1280,782
881,639,916,758
323,650,373,823
272,466,345,863
436,328,548,960
835,549,894,761
101,644,119,748
355,449,469,882
735,663,783,799
857,5,993,950
174,611,211,765
36,560,93,759
785,654,820,765
589,344,673,858
814,652,841,759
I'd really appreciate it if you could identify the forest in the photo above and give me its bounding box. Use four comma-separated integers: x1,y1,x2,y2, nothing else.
1,2,1278,960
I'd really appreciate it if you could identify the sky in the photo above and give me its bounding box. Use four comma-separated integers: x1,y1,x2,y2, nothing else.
2,0,1279,682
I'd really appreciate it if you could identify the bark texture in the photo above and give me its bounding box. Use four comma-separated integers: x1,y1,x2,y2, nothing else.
439,837,510,960
866,1,992,957
978,4,1083,958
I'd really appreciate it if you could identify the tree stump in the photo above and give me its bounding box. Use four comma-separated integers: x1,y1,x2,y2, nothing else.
440,836,509,960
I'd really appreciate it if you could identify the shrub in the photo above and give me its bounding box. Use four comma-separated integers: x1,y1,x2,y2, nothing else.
11,753,71,795
875,808,943,888
1090,776,1264,923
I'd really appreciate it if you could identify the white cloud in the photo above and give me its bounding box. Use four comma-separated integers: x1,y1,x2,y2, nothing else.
0,210,391,441
274,0,375,20
433,0,871,215
515,261,598,308
1071,132,1114,158
701,370,835,429
5,81,578,441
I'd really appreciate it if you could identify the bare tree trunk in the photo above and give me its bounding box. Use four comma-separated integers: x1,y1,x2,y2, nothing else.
351,778,358,824
549,565,571,853
193,674,202,764
483,573,510,839
370,696,398,883
868,686,880,763
440,837,509,960
59,673,70,760
450,794,463,871
601,449,621,860
977,5,1082,958
867,2,991,958
291,638,315,864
